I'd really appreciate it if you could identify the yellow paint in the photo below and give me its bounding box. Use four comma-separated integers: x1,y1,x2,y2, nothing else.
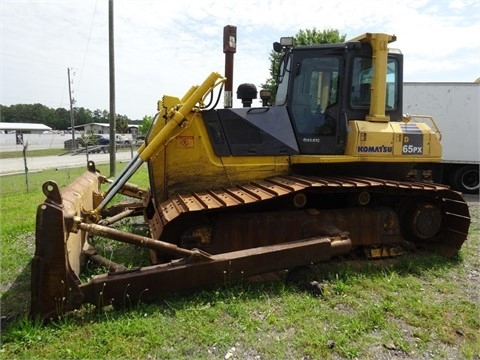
149,111,290,203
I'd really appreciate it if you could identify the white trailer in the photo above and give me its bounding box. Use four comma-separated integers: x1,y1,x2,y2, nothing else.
403,82,479,194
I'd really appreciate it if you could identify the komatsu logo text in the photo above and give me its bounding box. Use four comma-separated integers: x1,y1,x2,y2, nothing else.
357,145,392,153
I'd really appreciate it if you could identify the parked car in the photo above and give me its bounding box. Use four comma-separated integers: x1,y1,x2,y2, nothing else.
98,135,110,145
78,133,132,148
78,134,109,147
115,134,131,146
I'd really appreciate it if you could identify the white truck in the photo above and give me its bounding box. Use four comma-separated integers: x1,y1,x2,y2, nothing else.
403,82,479,194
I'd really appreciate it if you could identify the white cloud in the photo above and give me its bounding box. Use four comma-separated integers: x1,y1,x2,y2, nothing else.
1,0,479,119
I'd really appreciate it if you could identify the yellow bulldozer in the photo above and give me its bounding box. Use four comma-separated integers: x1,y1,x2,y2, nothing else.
31,33,470,321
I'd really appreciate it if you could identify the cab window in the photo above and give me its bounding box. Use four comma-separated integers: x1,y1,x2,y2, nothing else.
290,56,340,135
350,57,399,110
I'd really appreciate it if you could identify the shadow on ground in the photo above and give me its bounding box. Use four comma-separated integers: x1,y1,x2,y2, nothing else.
1,260,32,331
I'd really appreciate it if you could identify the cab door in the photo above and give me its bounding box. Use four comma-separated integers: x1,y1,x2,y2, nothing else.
288,55,347,154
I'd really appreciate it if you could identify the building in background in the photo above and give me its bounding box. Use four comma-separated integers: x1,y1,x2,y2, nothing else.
0,122,52,135
68,123,139,137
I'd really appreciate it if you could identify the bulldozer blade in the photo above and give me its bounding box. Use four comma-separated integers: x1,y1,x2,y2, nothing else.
80,236,352,311
30,170,102,321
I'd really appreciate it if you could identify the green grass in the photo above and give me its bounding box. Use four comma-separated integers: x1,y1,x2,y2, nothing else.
0,166,479,359
0,148,68,159
0,147,136,159
0,162,150,318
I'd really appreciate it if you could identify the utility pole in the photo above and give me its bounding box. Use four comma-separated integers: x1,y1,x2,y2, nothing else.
108,0,116,177
68,67,75,149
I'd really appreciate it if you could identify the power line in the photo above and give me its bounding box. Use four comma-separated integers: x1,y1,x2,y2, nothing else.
77,0,99,92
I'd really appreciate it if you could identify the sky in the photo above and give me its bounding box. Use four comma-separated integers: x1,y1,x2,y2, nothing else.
1,0,479,120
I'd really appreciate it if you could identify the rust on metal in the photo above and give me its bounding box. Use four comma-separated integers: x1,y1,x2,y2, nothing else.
77,222,206,259
153,175,470,256
80,236,352,310
88,254,128,272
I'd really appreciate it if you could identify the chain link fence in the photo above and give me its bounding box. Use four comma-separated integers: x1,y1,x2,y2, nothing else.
0,133,68,152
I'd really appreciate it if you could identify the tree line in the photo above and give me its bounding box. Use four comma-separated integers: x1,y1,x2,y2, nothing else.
0,103,138,133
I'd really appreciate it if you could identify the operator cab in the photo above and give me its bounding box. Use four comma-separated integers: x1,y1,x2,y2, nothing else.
274,36,403,154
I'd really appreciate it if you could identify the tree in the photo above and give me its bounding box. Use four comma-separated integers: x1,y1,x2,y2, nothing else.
74,107,92,126
1,103,60,129
0,103,134,131
0,105,11,122
138,115,153,135
116,114,129,133
294,28,345,45
260,28,346,104
55,107,70,130
92,109,106,123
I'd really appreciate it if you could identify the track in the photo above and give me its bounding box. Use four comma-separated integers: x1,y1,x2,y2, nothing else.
147,175,471,258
